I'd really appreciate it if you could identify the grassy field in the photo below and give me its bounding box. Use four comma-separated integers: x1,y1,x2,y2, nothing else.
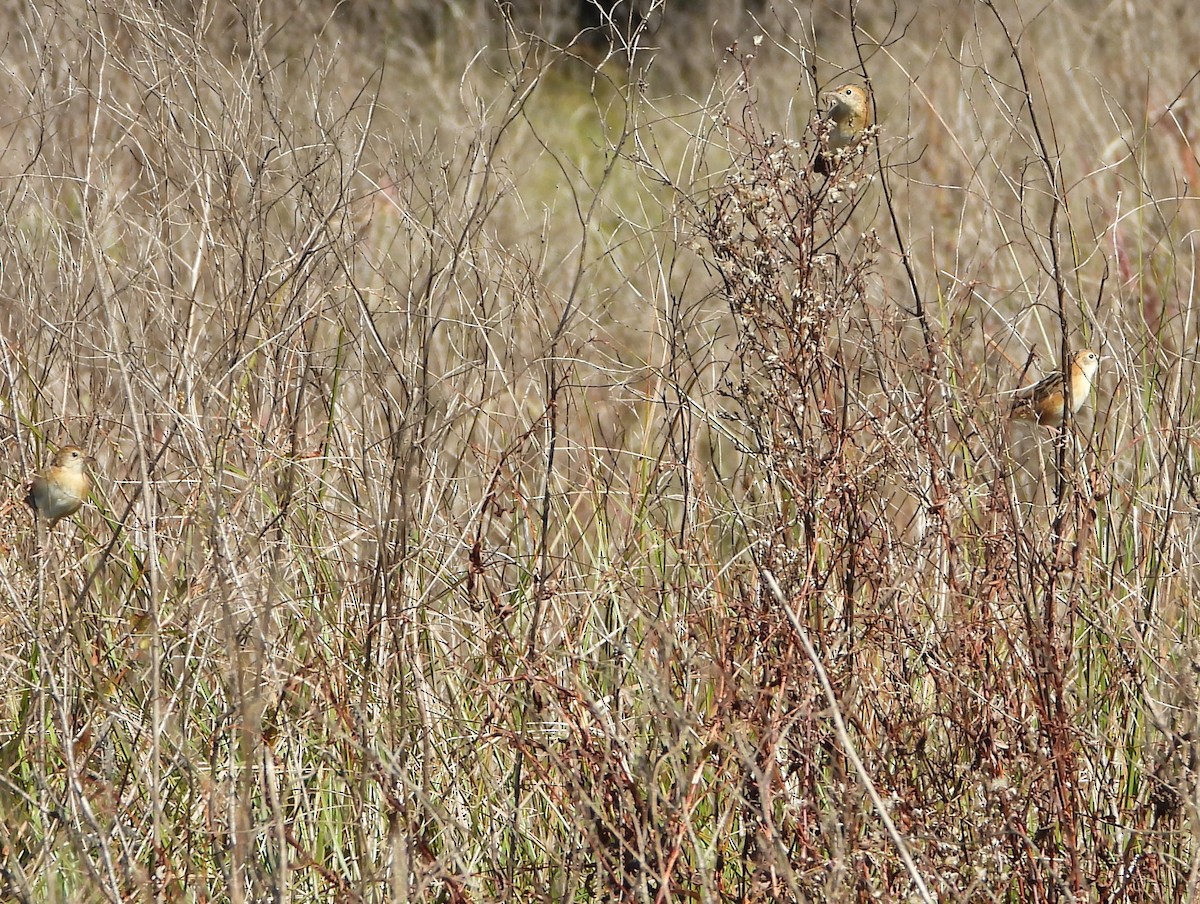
1,0,1199,900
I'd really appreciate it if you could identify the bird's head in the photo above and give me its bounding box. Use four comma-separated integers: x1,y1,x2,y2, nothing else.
53,446,95,471
822,84,871,125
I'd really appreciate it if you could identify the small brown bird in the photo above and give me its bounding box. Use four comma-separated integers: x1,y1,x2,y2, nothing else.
25,446,94,528
1010,350,1100,427
813,83,873,175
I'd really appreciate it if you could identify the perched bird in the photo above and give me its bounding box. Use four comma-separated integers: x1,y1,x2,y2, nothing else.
25,446,94,528
813,83,873,175
1010,350,1100,427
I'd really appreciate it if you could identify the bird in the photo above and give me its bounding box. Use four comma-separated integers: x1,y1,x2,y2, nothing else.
1009,350,1100,427
25,445,94,528
813,83,873,175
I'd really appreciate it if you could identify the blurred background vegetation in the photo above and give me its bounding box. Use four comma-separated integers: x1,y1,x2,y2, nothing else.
0,0,1198,900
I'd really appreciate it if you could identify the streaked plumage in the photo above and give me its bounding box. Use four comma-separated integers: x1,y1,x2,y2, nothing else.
26,446,94,527
1010,350,1100,427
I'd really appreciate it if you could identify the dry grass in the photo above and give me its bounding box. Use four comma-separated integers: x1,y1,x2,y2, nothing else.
0,0,1199,900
